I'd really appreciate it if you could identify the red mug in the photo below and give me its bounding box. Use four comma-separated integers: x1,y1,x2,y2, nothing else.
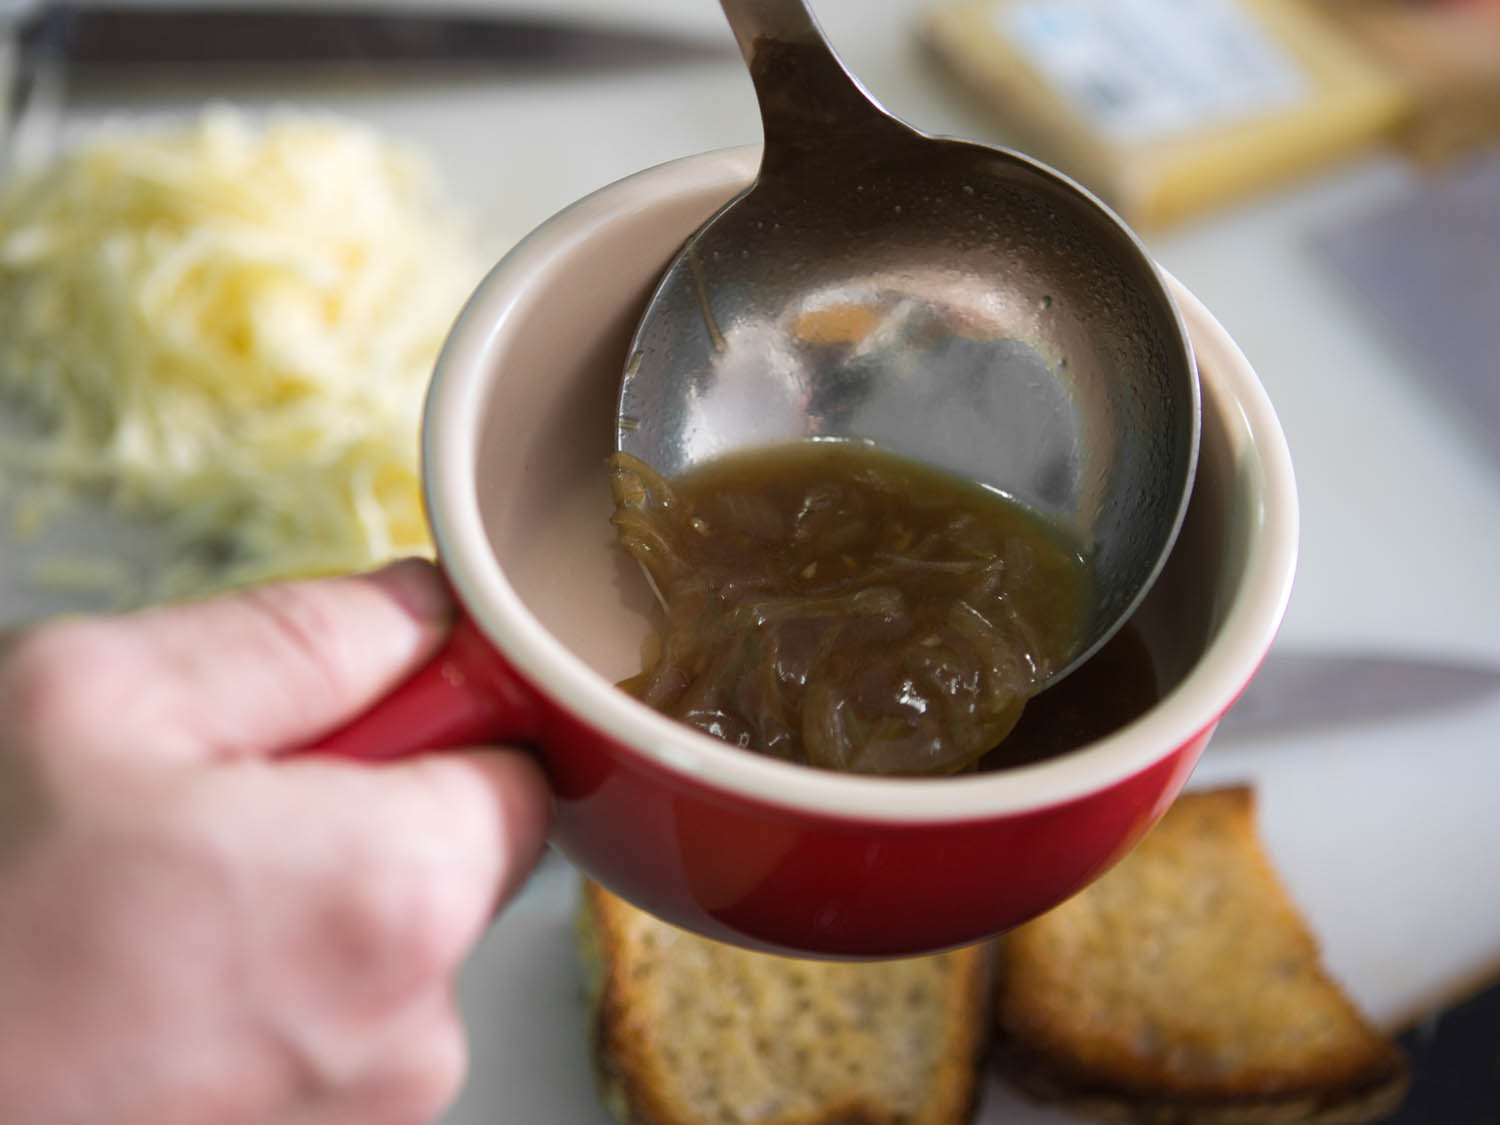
306,147,1298,958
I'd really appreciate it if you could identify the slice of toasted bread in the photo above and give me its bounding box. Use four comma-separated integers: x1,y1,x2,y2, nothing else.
578,881,992,1125
995,786,1409,1123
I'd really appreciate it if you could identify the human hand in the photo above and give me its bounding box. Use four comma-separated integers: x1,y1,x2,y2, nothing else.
0,560,550,1125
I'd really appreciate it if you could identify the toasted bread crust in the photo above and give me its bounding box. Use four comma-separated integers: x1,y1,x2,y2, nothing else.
580,881,992,1125
994,787,1408,1123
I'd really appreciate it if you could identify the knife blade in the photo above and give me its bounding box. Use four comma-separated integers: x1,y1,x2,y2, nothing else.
1216,650,1500,741
16,3,736,71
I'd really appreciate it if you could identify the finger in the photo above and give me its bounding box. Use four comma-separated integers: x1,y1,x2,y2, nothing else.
189,747,549,1045
280,990,469,1125
344,989,470,1125
5,559,455,764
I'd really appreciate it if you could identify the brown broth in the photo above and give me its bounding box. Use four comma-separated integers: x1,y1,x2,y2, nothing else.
608,442,1095,776
975,619,1158,771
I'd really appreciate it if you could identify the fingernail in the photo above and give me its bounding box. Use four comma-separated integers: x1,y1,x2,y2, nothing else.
373,557,454,623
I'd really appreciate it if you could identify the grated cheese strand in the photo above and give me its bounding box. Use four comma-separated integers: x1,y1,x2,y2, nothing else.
0,107,481,604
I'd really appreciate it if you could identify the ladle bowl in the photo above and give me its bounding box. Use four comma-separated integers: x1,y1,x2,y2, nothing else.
618,0,1199,683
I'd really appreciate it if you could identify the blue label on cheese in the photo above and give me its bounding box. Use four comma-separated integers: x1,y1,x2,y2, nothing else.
1000,0,1309,144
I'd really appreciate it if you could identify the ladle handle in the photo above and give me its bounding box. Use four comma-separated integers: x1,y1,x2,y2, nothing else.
718,0,909,170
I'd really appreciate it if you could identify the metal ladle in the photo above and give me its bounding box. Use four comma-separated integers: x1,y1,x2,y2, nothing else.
616,0,1199,687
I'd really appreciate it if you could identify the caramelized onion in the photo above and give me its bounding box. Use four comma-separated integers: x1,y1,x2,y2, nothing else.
609,444,1088,776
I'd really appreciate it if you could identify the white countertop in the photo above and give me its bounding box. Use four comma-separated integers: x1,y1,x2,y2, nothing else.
6,2,1499,1120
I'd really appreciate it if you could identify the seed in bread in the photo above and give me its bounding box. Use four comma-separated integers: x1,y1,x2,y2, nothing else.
578,880,992,1125
994,785,1409,1123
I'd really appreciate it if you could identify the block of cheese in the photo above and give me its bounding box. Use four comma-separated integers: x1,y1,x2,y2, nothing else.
923,0,1411,228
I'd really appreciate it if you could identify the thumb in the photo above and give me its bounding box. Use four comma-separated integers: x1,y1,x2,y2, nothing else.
45,559,456,763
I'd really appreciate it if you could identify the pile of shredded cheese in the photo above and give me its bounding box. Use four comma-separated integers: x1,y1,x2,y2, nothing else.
0,108,480,603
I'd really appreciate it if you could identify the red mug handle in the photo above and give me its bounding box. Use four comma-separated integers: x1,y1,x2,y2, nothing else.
294,612,539,761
